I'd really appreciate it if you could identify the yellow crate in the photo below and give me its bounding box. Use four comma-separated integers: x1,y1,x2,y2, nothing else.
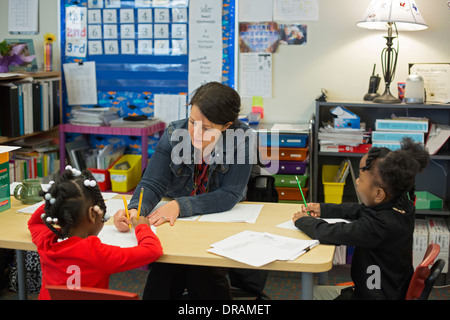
322,165,346,204
108,155,142,192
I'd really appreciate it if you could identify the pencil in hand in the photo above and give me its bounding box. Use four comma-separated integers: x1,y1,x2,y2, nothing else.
295,176,310,216
122,195,131,229
137,187,144,220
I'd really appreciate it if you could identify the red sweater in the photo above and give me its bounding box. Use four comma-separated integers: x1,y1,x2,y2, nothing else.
28,204,163,300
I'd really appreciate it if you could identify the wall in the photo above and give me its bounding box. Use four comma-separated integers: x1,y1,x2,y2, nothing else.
1,0,449,125
0,0,60,72
238,0,450,123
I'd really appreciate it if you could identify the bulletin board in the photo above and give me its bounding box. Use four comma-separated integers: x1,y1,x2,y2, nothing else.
59,0,237,124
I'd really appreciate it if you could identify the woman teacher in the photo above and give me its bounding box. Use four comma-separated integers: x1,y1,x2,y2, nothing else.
114,81,255,299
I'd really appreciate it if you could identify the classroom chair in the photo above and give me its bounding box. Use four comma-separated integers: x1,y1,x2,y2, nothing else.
405,243,446,300
46,285,140,300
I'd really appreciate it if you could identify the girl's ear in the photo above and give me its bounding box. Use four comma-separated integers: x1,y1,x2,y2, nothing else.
87,206,97,224
374,187,387,204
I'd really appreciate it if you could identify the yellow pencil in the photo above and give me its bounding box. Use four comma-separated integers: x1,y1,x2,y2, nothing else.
122,195,131,229
137,187,144,220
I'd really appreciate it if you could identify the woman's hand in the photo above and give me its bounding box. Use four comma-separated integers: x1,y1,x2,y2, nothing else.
147,200,180,226
114,208,138,232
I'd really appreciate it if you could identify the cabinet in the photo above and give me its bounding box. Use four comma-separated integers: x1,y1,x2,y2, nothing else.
58,122,166,174
255,121,313,203
313,100,450,217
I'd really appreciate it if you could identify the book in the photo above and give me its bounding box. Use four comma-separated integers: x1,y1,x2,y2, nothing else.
333,160,350,183
372,131,424,143
347,158,362,203
425,123,450,155
32,81,42,132
320,143,371,153
375,118,429,132
0,82,20,137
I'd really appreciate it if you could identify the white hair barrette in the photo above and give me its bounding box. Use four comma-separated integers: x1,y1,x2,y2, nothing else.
84,179,97,188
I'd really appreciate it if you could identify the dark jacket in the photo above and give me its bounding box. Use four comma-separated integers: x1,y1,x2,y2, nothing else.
128,118,255,217
295,194,415,300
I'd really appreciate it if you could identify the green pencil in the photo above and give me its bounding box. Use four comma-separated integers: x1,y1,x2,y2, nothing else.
295,176,310,216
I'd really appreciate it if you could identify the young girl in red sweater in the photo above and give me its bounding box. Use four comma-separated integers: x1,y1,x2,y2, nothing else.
28,166,163,300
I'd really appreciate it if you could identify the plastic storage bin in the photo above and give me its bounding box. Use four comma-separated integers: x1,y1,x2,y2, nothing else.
277,187,309,201
322,165,345,204
415,191,443,210
108,155,142,192
274,174,309,188
259,147,308,161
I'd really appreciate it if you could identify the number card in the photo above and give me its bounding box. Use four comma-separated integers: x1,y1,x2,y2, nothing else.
66,6,88,57
138,24,153,38
138,40,153,54
88,9,102,24
104,40,119,54
120,24,135,39
88,40,103,55
121,40,136,54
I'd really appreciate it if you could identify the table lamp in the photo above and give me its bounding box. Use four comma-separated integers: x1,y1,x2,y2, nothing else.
357,0,428,104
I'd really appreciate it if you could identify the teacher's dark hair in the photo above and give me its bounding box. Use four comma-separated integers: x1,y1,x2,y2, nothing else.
189,82,241,125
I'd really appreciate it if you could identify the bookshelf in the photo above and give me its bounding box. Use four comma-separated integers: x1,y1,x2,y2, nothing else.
313,100,450,217
58,122,166,173
0,71,62,182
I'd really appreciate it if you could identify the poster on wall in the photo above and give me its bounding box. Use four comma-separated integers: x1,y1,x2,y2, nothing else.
273,0,319,21
8,0,39,34
188,0,224,96
239,52,272,98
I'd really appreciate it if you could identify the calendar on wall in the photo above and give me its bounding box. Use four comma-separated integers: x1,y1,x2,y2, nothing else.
60,0,236,123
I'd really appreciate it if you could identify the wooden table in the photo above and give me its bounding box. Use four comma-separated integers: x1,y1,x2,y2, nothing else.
0,196,335,300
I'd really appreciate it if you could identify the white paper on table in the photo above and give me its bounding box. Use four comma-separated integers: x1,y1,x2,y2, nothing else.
101,192,119,200
97,224,156,248
63,62,97,105
197,204,264,223
277,218,351,231
208,230,319,267
17,201,45,214
0,146,21,153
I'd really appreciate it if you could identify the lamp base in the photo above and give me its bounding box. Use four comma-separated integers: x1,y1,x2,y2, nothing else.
373,88,401,104
363,92,380,101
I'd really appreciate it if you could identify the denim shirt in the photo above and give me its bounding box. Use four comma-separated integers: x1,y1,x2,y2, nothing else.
128,118,256,217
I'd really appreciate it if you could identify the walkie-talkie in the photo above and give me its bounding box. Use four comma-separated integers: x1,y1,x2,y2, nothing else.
364,64,380,101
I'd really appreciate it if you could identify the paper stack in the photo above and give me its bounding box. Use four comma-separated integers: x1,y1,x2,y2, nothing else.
109,117,161,128
69,107,119,126
318,124,370,147
207,230,319,267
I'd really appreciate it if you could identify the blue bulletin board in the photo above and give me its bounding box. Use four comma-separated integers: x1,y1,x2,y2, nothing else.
60,0,236,124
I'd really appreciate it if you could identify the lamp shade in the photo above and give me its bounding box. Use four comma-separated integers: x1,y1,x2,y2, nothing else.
357,0,428,31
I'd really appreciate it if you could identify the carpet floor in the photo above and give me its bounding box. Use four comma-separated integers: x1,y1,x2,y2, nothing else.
2,265,449,300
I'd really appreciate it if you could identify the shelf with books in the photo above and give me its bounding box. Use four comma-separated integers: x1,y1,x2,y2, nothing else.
0,71,61,140
313,100,450,217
